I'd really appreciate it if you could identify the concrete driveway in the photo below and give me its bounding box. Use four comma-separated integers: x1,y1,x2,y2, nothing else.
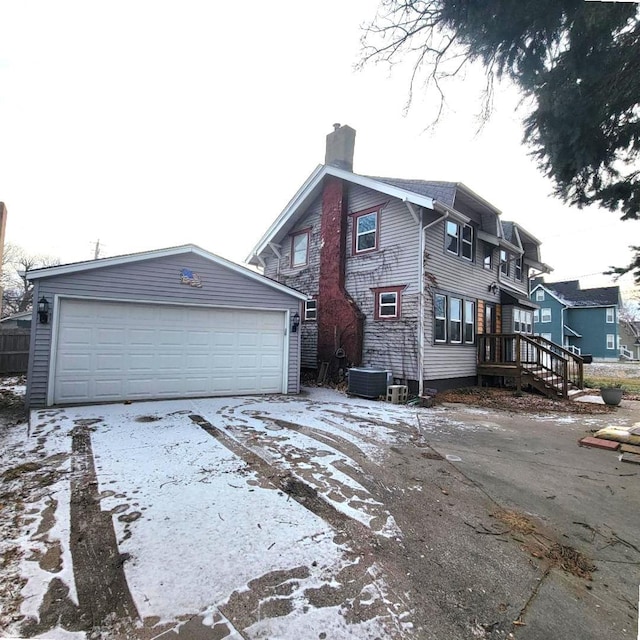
1,387,638,639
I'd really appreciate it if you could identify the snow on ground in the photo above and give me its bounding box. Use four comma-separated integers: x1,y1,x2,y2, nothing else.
16,388,422,638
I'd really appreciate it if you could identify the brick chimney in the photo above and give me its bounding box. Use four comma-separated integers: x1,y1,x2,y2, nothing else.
318,126,364,366
325,123,356,172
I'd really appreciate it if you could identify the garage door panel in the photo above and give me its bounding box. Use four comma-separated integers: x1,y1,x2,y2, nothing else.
57,354,91,373
59,327,92,345
129,329,156,346
96,353,125,371
53,301,286,404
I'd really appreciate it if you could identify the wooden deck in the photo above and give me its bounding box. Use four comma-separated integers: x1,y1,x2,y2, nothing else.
477,334,585,399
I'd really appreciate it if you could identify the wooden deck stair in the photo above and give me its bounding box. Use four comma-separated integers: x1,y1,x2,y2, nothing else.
477,334,585,400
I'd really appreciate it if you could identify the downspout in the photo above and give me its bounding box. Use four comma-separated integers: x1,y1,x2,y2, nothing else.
406,200,449,397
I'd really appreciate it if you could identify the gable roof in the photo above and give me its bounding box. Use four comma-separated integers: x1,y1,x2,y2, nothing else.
246,164,449,266
26,244,308,300
540,280,620,308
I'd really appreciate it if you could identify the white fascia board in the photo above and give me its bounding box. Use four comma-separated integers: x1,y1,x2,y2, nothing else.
246,164,436,265
246,164,326,265
530,284,567,307
27,244,308,301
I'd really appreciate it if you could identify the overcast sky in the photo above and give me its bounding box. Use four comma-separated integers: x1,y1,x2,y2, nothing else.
0,1,637,296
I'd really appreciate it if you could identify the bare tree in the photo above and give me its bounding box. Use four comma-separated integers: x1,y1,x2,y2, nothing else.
1,243,60,317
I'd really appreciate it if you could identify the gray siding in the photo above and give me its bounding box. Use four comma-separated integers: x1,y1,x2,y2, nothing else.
27,253,301,408
345,184,420,380
423,216,501,382
264,197,321,368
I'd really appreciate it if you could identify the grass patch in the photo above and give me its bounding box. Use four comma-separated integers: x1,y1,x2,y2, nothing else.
583,376,640,395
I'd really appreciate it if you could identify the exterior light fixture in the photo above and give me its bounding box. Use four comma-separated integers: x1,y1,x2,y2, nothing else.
37,296,50,324
291,312,300,333
488,282,498,295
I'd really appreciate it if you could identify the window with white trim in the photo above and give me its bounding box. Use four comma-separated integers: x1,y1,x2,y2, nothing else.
606,334,615,349
291,230,309,267
373,286,404,320
541,333,552,341
535,289,544,301
354,210,378,253
445,221,474,261
514,309,533,333
500,250,509,276
606,307,615,323
449,297,462,343
541,308,551,323
304,299,317,321
534,309,540,323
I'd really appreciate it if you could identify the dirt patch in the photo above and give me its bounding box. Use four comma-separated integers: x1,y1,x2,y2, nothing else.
135,416,162,423
436,387,614,414
2,462,42,481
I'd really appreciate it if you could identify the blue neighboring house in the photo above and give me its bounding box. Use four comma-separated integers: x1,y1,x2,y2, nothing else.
530,279,622,361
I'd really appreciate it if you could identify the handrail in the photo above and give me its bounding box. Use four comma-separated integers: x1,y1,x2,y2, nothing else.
477,333,584,397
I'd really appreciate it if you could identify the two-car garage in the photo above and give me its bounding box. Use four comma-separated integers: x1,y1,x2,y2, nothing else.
26,245,305,408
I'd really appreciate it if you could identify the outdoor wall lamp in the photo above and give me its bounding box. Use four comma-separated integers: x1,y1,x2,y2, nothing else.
488,282,498,295
37,296,50,324
291,312,300,333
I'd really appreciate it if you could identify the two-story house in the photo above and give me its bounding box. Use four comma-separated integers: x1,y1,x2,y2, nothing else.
530,280,622,361
247,124,551,394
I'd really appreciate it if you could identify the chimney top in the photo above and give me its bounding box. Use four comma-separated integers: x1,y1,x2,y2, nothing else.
325,124,356,172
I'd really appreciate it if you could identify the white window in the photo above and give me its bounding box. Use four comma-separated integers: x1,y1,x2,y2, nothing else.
378,291,398,318
434,294,447,342
606,334,615,349
464,300,475,343
445,221,474,260
541,333,552,341
449,297,462,343
355,211,378,253
291,230,309,267
304,299,317,321
514,308,521,332
483,245,492,270
373,286,404,320
525,311,533,334
514,256,523,281
535,289,544,302
461,225,473,260
541,308,551,323
606,307,615,323
445,221,459,255
500,250,509,276
534,309,540,323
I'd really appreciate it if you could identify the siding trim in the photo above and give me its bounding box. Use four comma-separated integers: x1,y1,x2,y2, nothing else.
27,244,308,302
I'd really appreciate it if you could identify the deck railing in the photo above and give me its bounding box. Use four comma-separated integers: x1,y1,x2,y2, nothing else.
477,333,584,397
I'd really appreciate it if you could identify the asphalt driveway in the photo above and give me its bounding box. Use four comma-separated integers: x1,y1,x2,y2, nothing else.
1,387,638,639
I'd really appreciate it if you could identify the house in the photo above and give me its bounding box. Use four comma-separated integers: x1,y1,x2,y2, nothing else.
247,124,553,394
25,245,305,408
0,311,32,329
530,280,622,361
618,319,640,360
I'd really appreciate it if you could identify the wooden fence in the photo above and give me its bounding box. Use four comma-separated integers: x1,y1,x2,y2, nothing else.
0,329,30,374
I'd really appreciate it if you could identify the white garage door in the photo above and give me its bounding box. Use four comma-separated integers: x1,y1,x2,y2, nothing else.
52,299,286,404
